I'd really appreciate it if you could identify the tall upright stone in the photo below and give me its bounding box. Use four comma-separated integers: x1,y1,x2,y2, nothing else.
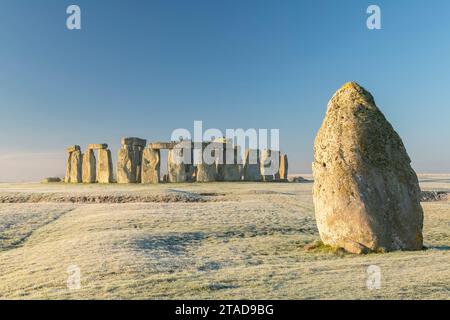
141,148,160,184
168,147,187,183
116,137,146,183
279,153,288,181
196,142,217,182
223,146,242,181
65,145,80,183
117,145,135,183
64,153,72,183
70,149,83,183
243,149,261,181
97,149,113,183
260,149,279,182
312,82,424,254
82,149,96,183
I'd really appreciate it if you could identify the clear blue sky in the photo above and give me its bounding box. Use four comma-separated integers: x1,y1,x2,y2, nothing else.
1,0,450,181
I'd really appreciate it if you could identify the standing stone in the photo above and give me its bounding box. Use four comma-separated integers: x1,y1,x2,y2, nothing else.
64,153,72,183
312,82,424,254
223,146,242,181
196,142,217,182
97,149,113,183
168,147,187,183
243,149,261,181
64,145,80,183
133,146,144,183
116,137,146,183
260,149,278,182
279,153,288,181
141,148,160,184
82,149,96,183
117,145,135,183
69,150,82,183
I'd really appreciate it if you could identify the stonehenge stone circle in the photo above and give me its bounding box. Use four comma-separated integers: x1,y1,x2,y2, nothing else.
63,139,288,185
82,149,96,183
312,82,424,254
141,148,160,184
97,148,113,183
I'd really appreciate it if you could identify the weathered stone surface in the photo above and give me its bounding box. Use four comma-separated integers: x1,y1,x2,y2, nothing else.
133,146,144,183
69,150,82,183
243,149,261,181
88,143,108,150
279,153,288,181
221,146,241,181
167,148,187,183
116,146,135,183
149,142,177,150
64,153,72,183
141,148,160,184
196,143,217,182
312,82,424,254
121,137,147,147
97,149,113,183
66,145,80,153
260,149,279,182
82,149,96,183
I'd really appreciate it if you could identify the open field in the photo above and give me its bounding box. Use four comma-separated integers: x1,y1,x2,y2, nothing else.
0,175,448,299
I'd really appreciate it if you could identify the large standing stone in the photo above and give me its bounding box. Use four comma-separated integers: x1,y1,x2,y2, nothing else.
312,82,424,254
243,149,261,181
279,153,288,181
116,137,146,183
117,145,135,183
223,146,242,181
69,150,82,183
196,142,217,182
64,153,72,183
133,145,144,183
260,149,279,182
82,149,96,183
168,148,187,183
97,149,113,183
141,148,160,184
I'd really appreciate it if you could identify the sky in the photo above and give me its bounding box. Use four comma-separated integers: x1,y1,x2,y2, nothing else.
1,0,450,181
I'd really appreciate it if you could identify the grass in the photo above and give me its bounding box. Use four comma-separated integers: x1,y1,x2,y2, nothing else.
0,175,448,299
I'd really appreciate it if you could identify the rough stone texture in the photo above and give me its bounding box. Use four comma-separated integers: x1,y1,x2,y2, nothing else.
88,143,108,150
260,149,277,182
222,146,242,181
117,146,135,183
196,143,217,182
97,149,113,183
168,148,187,183
141,148,160,184
279,153,288,181
69,150,83,183
133,146,144,183
243,149,261,182
149,142,177,150
66,145,80,153
64,153,72,183
121,137,146,147
312,82,424,254
82,149,96,183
